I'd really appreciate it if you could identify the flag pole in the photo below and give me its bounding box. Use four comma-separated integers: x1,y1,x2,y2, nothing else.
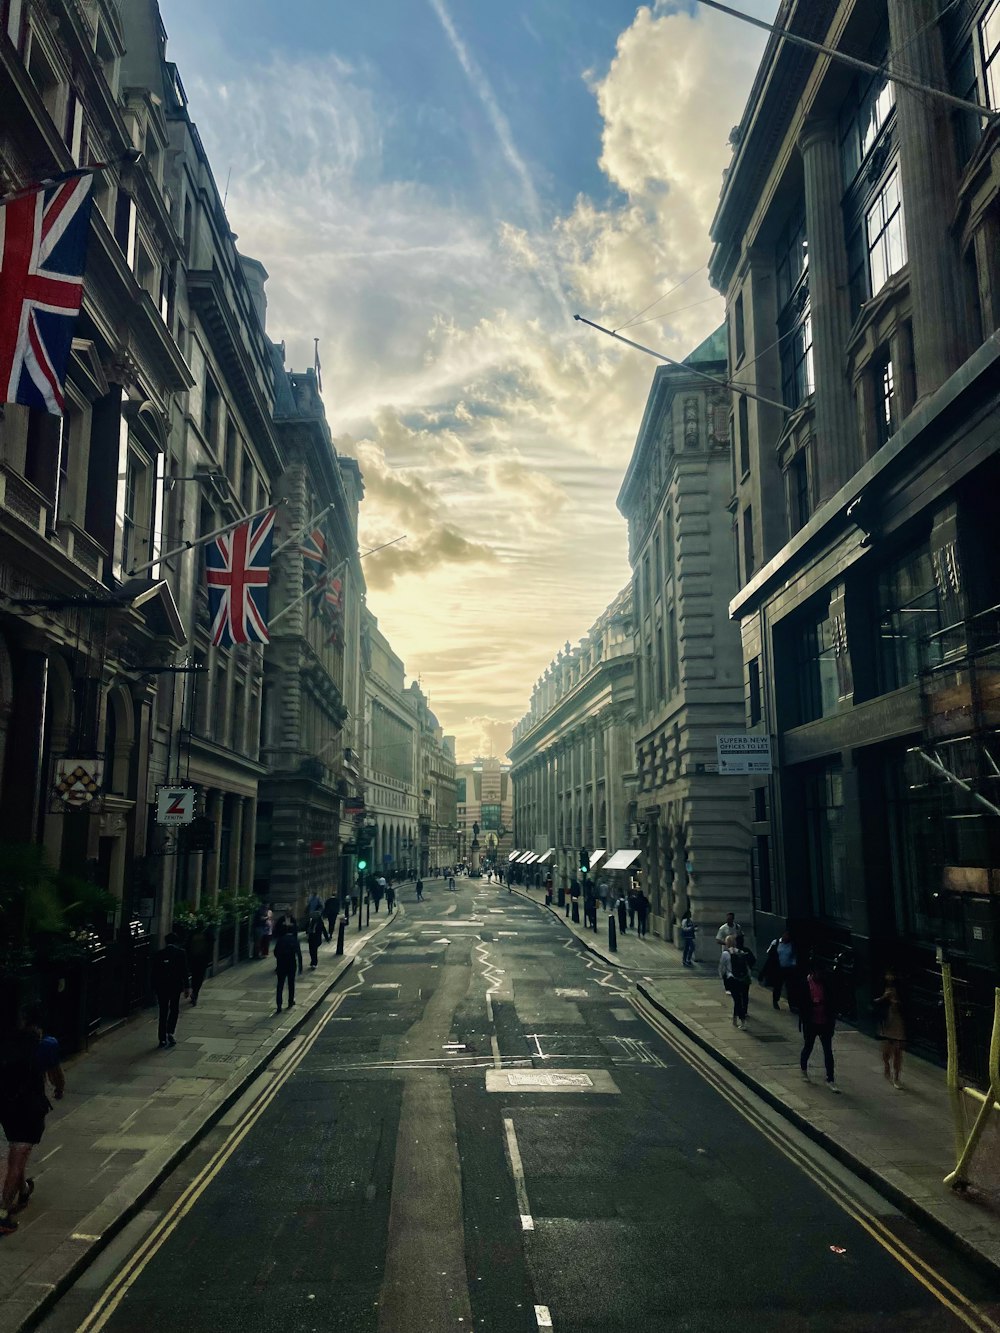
124,500,285,579
573,315,792,416
271,501,335,560
268,538,404,634
0,150,142,208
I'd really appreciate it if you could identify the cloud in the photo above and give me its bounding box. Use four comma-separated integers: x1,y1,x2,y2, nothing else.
170,4,770,758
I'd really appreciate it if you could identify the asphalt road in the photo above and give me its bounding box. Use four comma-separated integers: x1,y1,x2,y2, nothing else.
39,882,1000,1333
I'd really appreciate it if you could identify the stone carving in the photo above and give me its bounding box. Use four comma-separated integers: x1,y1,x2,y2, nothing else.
683,398,698,449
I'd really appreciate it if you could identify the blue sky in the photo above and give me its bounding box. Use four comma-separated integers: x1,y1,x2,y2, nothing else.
162,0,773,758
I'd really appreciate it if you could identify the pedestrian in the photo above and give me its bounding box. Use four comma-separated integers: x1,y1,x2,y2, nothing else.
715,911,744,945
323,893,339,942
273,921,303,1012
635,890,650,938
448,872,456,892
616,892,628,935
597,878,610,913
386,881,396,912
584,885,597,931
152,932,189,1048
799,962,840,1092
415,876,424,901
762,930,798,1010
680,909,696,967
0,1005,66,1236
729,933,756,1027
187,921,214,1007
253,901,273,958
306,890,323,918
874,971,906,1089
627,889,637,930
306,912,325,969
373,877,386,913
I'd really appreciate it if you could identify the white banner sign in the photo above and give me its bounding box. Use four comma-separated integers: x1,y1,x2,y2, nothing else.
156,786,196,825
716,734,772,775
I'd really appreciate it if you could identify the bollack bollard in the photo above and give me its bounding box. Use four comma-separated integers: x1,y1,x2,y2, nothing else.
571,901,580,924
366,898,370,927
608,915,617,952
336,916,347,955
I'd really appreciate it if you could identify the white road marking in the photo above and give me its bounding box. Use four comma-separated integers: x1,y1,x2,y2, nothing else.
72,1234,101,1242
503,1117,534,1231
487,1068,620,1093
535,1305,553,1327
486,992,494,1022
491,1034,502,1070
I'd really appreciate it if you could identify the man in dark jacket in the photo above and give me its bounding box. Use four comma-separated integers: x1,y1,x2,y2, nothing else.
187,924,214,1007
306,912,325,969
0,1005,65,1235
323,894,339,942
153,933,189,1048
273,922,303,1012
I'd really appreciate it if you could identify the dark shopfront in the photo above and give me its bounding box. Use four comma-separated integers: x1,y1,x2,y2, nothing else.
746,455,1000,1088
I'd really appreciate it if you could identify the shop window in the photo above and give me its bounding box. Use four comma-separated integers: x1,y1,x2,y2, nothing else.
876,544,942,692
866,166,907,297
885,748,964,944
803,762,848,921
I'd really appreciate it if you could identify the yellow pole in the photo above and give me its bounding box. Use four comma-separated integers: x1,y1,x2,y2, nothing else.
945,987,1000,1189
941,963,966,1164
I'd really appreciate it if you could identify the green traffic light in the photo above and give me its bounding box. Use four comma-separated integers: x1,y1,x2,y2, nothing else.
358,857,368,870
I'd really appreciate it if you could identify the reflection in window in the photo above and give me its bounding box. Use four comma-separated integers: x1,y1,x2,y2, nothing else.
804,762,848,920
876,545,942,692
983,0,1000,109
839,56,895,187
866,167,907,296
775,206,813,409
792,604,841,724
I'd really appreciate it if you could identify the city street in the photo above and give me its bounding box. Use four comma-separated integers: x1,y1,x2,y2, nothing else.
38,884,999,1333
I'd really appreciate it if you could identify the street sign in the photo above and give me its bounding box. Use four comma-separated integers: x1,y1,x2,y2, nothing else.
383,853,393,864
156,786,195,825
716,733,772,775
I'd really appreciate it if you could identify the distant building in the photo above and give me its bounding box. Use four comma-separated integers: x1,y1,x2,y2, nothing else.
509,591,635,889
408,681,457,875
616,328,751,951
361,609,419,876
455,757,513,871
711,0,1000,1066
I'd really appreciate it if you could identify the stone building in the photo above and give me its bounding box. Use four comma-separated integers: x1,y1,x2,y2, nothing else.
455,756,513,872
509,591,635,890
616,330,751,951
256,360,365,913
361,608,419,876
0,0,190,963
407,682,457,875
710,0,1000,1062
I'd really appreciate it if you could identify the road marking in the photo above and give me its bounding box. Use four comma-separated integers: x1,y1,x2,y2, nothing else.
72,1234,101,1242
486,992,494,1022
502,1117,534,1232
535,1305,553,1328
629,994,1000,1333
491,1034,502,1070
487,1068,620,1093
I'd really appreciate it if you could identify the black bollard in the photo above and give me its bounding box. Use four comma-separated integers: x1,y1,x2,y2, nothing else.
571,901,580,924
608,915,617,952
565,898,571,917
336,916,347,955
366,897,370,926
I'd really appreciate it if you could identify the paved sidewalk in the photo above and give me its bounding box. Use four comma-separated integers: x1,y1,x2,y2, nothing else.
511,884,1000,1280
0,903,403,1333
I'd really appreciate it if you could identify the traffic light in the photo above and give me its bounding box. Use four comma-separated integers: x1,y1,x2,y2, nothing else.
357,855,368,871
579,848,590,874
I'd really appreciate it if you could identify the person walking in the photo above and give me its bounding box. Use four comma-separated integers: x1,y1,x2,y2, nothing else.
584,885,598,931
306,912,325,969
385,881,396,912
616,891,628,935
799,963,840,1092
448,871,456,892
373,877,386,913
715,911,744,945
152,932,189,1048
763,930,798,1010
680,910,696,967
727,933,756,1028
627,889,637,930
273,922,303,1012
415,876,424,901
253,901,273,958
306,890,324,918
635,890,650,939
323,894,339,942
0,1005,66,1235
874,971,906,1088
187,922,214,1007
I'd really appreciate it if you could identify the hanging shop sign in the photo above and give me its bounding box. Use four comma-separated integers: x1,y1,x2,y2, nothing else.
156,786,196,825
54,758,104,806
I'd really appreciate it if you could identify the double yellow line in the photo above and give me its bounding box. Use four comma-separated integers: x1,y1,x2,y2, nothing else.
77,971,367,1332
629,993,1000,1333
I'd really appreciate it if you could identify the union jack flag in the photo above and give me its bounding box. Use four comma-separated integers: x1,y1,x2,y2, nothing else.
299,526,328,582
206,509,276,647
0,173,94,415
324,573,343,612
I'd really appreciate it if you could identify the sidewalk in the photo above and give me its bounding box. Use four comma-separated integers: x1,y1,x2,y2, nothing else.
511,884,1000,1280
0,904,400,1333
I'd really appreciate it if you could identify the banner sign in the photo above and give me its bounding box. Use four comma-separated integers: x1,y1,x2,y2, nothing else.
716,734,772,775
156,786,196,825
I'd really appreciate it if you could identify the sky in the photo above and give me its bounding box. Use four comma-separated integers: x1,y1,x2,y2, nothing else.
163,0,775,761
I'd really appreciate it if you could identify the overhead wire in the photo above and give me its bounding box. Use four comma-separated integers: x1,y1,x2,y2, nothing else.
614,264,706,332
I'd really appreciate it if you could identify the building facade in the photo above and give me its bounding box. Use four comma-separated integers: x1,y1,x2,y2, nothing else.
616,330,751,951
509,590,635,890
455,756,513,872
361,609,419,877
407,682,457,876
710,0,1000,1065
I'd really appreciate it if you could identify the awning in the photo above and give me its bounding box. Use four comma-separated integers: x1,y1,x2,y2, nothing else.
508,850,521,861
517,850,534,863
588,849,607,869
604,848,641,871
536,848,556,864
523,852,539,864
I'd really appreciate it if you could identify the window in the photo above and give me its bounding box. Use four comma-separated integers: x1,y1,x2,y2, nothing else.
983,1,1000,109
866,166,907,297
203,374,221,448
113,189,136,267
654,532,662,600
804,762,848,920
775,207,813,409
738,395,750,478
655,622,666,701
121,454,139,572
65,90,84,164
876,545,941,692
787,450,810,535
839,54,895,187
792,603,841,724
224,418,238,481
751,834,772,913
949,36,982,168
748,656,762,726
643,553,652,623
240,449,254,510
733,292,746,363
742,504,754,581
27,30,60,121
667,606,679,693
875,349,896,447
24,409,61,502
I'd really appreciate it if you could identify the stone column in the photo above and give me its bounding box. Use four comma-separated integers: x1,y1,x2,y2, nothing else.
799,119,858,499
590,726,600,850
887,0,964,399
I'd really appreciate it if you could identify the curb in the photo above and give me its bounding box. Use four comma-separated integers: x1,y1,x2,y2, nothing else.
635,981,1000,1288
12,909,399,1333
510,885,1000,1288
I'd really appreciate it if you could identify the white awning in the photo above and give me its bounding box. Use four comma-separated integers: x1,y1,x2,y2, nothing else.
508,850,520,861
588,849,607,869
516,850,534,863
536,848,556,864
523,852,539,864
604,848,641,871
